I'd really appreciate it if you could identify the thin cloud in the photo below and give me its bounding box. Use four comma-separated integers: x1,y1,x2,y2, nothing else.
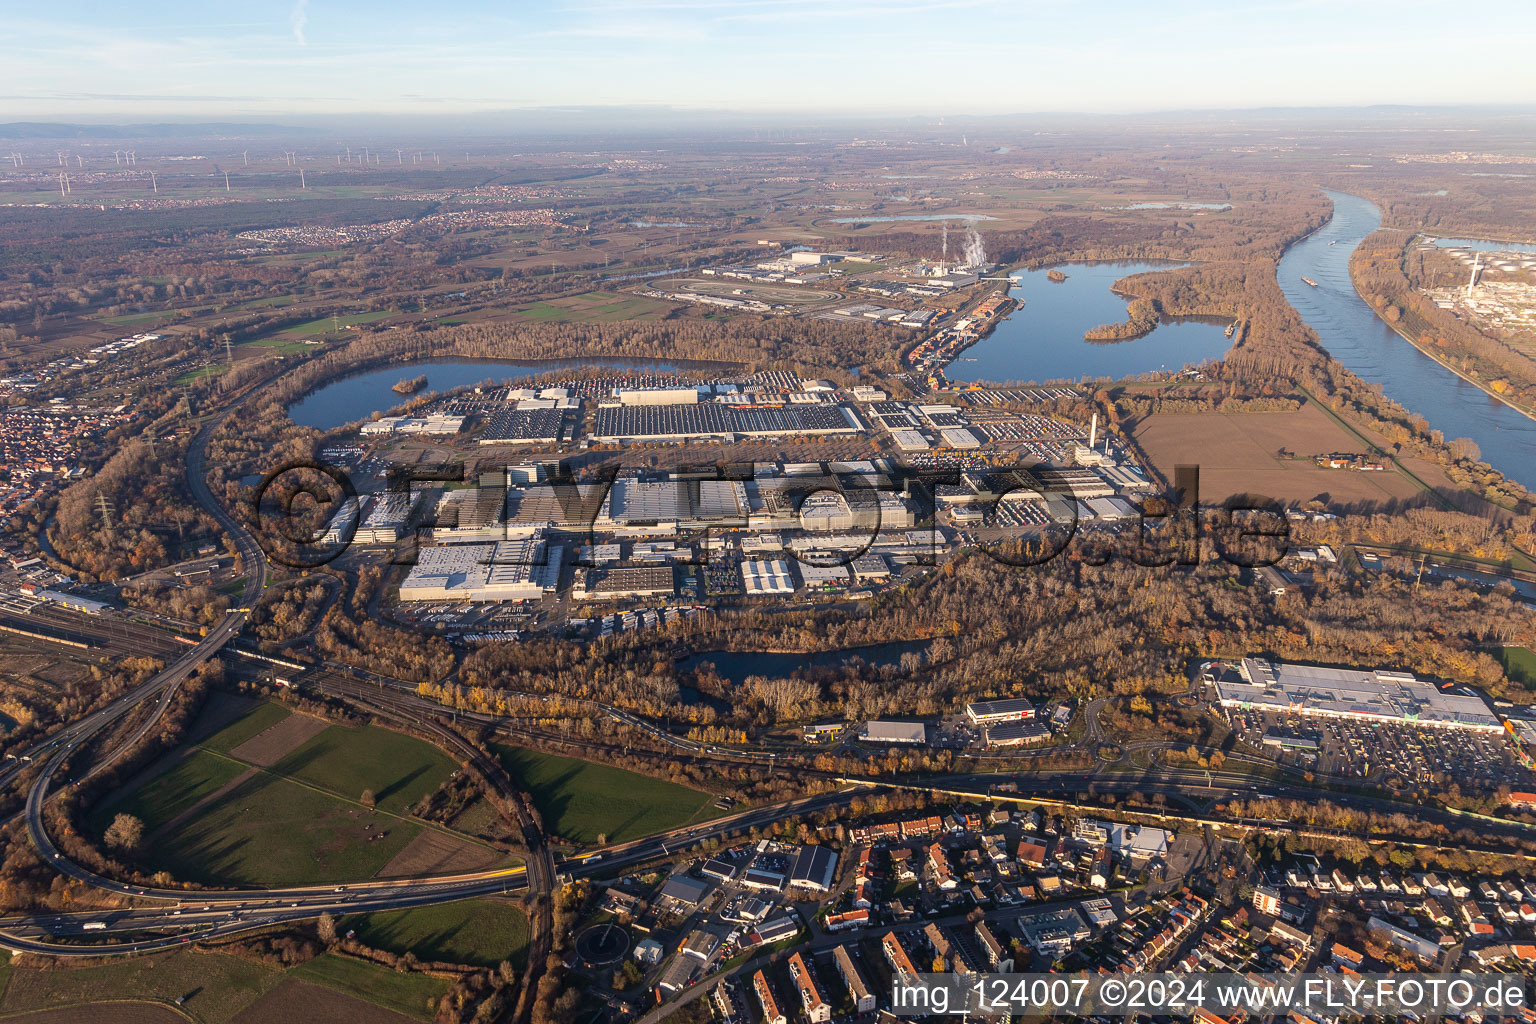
290,0,309,45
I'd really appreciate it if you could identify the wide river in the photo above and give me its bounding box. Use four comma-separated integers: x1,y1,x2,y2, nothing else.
1278,190,1536,488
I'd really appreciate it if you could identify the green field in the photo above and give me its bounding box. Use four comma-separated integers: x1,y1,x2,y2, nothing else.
173,364,228,385
240,336,319,355
110,758,424,886
87,748,247,836
0,946,452,1023
344,899,529,968
270,723,457,814
89,702,465,886
291,954,449,1021
514,291,669,323
0,947,282,1023
1503,646,1536,687
199,700,290,752
230,295,297,310
280,310,397,335
99,310,174,326
494,745,715,844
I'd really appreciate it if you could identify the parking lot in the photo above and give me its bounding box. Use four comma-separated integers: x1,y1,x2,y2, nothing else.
1223,706,1531,789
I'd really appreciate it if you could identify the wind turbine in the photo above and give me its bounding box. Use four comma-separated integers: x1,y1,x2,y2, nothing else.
299,168,306,189
149,171,157,193
396,149,402,164
76,155,82,169
224,170,231,191
56,151,63,167
243,150,248,167
113,150,121,166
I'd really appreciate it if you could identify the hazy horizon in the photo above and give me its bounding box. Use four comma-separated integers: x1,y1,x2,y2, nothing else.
5,0,1535,121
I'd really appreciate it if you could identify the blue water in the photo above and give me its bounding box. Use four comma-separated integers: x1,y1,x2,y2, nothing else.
1429,237,1536,254
287,357,683,429
948,261,1233,385
1277,190,1536,488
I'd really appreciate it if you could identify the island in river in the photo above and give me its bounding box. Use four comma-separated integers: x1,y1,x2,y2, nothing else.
392,375,428,395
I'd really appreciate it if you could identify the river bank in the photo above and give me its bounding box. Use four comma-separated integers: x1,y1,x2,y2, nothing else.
1346,261,1536,427
1277,189,1536,488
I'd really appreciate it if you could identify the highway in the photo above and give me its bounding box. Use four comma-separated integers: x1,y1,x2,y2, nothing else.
0,394,557,956
1,381,1534,960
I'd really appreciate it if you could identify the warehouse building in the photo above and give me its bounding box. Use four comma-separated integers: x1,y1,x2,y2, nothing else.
579,566,675,600
849,553,892,581
590,402,860,442
1085,495,1138,521
889,429,930,451
984,721,1051,749
1034,467,1115,499
939,426,983,449
360,414,465,435
787,845,838,896
616,387,700,406
1212,657,1501,731
966,698,1037,725
797,562,850,588
659,874,713,909
741,559,795,595
597,479,691,528
478,408,564,445
352,490,424,544
399,533,561,602
860,720,927,745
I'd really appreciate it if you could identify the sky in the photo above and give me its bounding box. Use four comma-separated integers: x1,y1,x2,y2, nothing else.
3,0,1535,120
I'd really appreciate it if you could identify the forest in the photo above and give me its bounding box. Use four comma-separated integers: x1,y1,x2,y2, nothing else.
49,436,226,580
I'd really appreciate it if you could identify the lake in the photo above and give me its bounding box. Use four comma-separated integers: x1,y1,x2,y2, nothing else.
1278,190,1536,488
287,357,685,429
947,261,1234,385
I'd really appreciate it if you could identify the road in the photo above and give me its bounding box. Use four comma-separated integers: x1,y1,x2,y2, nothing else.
3,377,1535,960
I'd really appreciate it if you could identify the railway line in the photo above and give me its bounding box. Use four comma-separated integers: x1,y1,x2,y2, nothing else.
2,374,1535,962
